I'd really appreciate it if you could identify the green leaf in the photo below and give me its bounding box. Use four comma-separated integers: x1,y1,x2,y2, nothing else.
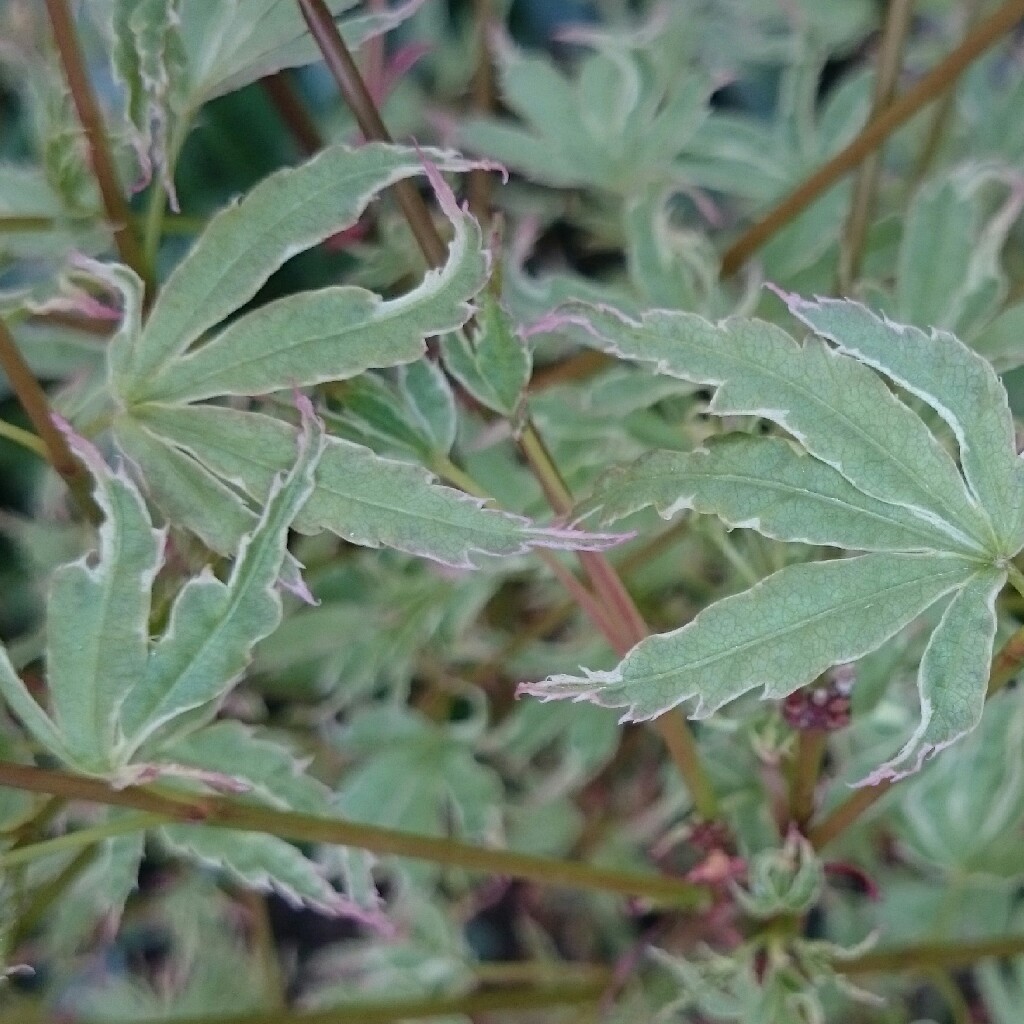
158,824,353,916
117,404,325,756
336,708,503,851
131,403,622,568
441,293,531,416
861,566,1005,785
159,721,335,815
520,553,975,722
579,435,964,553
459,28,711,194
0,405,323,776
136,164,486,402
47,830,144,954
894,690,1024,875
0,645,72,766
538,301,991,554
113,415,260,557
973,302,1024,373
179,0,425,104
781,293,1021,553
108,0,188,207
44,428,164,772
110,145,485,394
397,360,458,457
895,165,1022,337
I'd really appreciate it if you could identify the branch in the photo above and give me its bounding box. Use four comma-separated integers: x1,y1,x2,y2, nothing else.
43,0,150,289
841,934,1024,975
12,979,608,1024
722,0,1024,276
837,0,916,289
0,759,702,905
0,319,99,521
262,72,324,157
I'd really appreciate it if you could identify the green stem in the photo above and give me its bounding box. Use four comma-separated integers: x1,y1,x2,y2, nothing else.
0,319,99,521
0,760,703,905
789,727,827,830
721,0,1024,275
43,0,150,292
1006,564,1024,601
295,0,718,819
13,980,608,1024
0,812,167,870
0,419,47,459
841,934,1024,975
837,0,915,290
141,178,167,281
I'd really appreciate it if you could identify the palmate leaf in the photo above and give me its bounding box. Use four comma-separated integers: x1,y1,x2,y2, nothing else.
0,404,323,777
87,146,616,567
109,144,487,395
0,409,374,916
130,404,620,568
524,295,1024,781
521,553,976,722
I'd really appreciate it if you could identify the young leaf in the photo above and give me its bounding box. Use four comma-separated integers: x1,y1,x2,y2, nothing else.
108,0,188,208
43,428,164,773
131,403,623,568
158,824,354,917
578,435,965,554
520,552,975,723
440,293,531,417
109,145,486,394
538,302,991,553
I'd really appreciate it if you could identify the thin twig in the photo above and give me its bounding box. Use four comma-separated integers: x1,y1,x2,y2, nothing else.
837,0,916,290
43,0,149,289
913,0,986,183
467,0,496,223
789,728,827,829
722,0,1024,276
10,980,609,1024
294,0,717,818
0,319,98,520
262,72,324,156
840,934,1024,975
0,760,703,905
296,0,448,267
